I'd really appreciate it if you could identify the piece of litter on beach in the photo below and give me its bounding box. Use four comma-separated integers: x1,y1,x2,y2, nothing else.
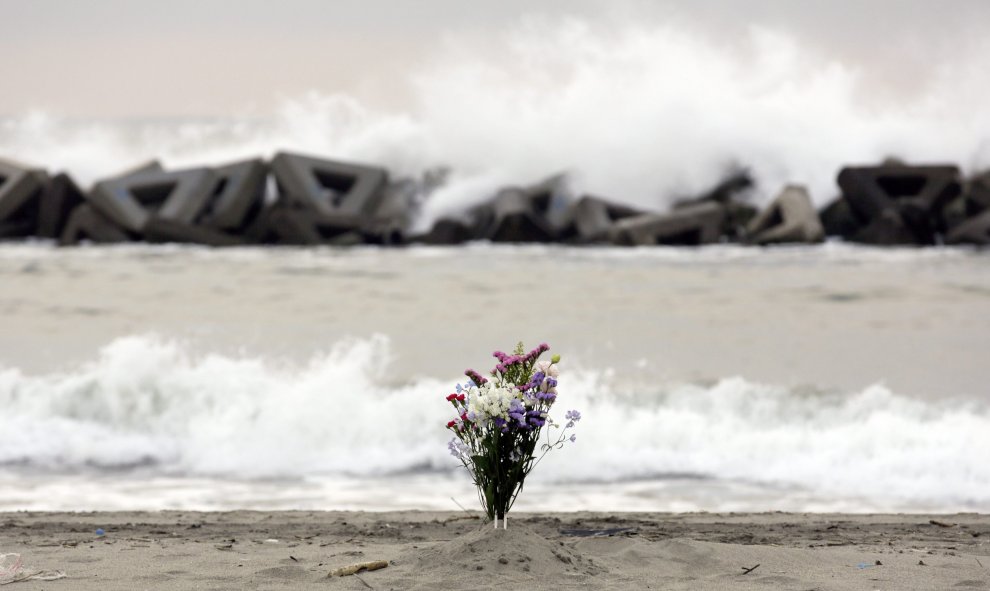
0,554,23,583
856,562,874,569
263,539,279,544
559,527,635,538
0,569,67,585
328,560,389,577
95,528,105,537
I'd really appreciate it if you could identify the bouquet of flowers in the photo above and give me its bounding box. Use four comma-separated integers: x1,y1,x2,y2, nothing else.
445,342,581,528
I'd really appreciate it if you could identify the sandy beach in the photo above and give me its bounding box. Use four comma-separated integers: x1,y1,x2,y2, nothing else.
0,511,987,589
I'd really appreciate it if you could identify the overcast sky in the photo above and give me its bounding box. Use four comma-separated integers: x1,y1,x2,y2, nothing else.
2,0,988,117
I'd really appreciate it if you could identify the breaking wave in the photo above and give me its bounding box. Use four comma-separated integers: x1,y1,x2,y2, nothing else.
1,335,988,510
1,15,989,227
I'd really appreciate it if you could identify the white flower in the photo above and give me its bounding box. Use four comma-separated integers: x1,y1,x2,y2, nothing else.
467,383,518,421
535,360,559,378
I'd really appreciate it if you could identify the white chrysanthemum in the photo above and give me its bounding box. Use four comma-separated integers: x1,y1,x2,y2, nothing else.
467,383,518,421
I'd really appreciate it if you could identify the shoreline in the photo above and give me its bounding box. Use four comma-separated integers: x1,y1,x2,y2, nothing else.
2,511,987,589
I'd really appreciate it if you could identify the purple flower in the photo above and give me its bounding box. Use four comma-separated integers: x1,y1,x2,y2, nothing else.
565,410,581,422
526,343,550,360
464,369,488,386
448,438,468,458
525,409,546,428
535,390,556,402
569,434,577,443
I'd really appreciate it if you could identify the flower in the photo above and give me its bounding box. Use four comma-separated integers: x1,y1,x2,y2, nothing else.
464,369,488,386
535,360,559,378
465,382,518,422
448,438,469,459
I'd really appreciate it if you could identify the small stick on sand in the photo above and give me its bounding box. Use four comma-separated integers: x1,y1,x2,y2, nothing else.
929,519,957,528
442,515,480,524
328,560,388,578
741,564,761,575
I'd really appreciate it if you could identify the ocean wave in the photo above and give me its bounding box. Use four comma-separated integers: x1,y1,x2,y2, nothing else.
1,335,988,509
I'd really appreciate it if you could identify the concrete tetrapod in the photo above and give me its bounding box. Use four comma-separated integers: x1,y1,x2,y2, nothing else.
269,208,367,246
568,195,644,243
482,176,572,243
271,152,388,218
37,173,86,239
837,164,961,245
673,170,757,240
608,202,726,246
941,171,990,232
0,159,48,239
967,171,990,210
199,158,269,231
746,185,825,245
485,188,558,243
88,167,218,234
818,197,862,240
416,216,477,245
143,218,245,246
59,204,131,245
945,210,990,246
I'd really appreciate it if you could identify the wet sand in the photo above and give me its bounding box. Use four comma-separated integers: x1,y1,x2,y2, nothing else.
1,511,987,590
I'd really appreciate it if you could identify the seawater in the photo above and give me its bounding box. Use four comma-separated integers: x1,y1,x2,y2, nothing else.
1,243,988,512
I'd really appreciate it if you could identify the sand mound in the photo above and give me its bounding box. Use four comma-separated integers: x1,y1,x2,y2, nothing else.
403,522,606,579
